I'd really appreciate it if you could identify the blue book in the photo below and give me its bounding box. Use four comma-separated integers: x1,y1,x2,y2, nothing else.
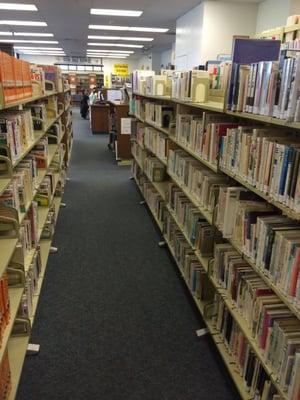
279,146,291,198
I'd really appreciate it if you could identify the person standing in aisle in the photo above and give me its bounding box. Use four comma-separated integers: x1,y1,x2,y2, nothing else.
80,90,89,119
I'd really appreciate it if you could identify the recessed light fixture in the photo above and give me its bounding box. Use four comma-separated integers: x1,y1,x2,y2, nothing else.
88,25,168,33
90,8,142,17
14,32,54,37
88,35,153,42
0,31,12,35
88,42,143,48
86,49,134,53
14,46,63,50
0,20,47,26
0,3,37,10
1,39,58,43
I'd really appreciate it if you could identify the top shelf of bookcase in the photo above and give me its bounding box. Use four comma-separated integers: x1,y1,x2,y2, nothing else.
133,92,225,113
284,23,300,33
0,89,63,111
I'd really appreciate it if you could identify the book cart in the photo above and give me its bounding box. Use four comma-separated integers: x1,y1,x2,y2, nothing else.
130,23,300,400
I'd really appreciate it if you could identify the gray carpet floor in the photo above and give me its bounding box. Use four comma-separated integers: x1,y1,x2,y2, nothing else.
17,108,240,400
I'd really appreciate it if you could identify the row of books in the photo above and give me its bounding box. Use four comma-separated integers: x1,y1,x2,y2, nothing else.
144,156,166,183
167,183,217,256
219,126,300,211
168,148,229,214
132,65,231,103
162,210,281,400
41,203,56,240
215,186,300,307
0,54,64,106
0,349,11,400
144,102,175,129
0,273,9,349
175,112,237,166
213,243,300,399
0,109,35,163
131,140,145,169
227,56,300,122
144,127,168,164
136,123,145,150
0,51,32,103
0,137,49,215
18,249,41,319
164,213,214,298
211,294,282,400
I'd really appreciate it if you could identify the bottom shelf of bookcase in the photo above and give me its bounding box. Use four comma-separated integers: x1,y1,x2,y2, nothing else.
8,335,30,400
132,177,252,400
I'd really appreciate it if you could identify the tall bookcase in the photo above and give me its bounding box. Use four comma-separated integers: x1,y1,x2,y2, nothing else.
0,83,73,399
130,25,300,400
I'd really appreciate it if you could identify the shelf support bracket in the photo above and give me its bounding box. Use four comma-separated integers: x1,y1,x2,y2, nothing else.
158,241,166,247
50,246,58,254
60,202,67,208
139,200,146,205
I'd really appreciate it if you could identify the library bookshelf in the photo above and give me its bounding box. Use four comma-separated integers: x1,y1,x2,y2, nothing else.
0,84,73,399
130,86,300,400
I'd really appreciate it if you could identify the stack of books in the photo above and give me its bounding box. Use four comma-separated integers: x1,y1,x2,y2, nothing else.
132,70,155,94
168,149,229,212
175,112,237,165
0,51,32,106
30,137,48,169
144,156,166,182
168,183,217,256
211,294,281,399
41,204,56,239
0,110,34,163
142,181,166,224
219,126,300,212
144,127,168,163
35,172,55,206
145,75,171,97
145,102,175,128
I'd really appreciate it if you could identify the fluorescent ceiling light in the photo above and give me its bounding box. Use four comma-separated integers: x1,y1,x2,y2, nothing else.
86,49,134,53
102,56,127,58
90,8,142,17
89,24,168,33
0,3,37,10
14,32,54,37
14,46,63,50
18,49,64,53
87,54,129,57
0,31,12,35
88,42,142,48
0,20,47,26
1,39,57,43
20,52,65,55
88,35,153,41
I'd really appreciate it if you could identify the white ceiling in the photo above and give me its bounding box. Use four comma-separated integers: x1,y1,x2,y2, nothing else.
0,0,264,58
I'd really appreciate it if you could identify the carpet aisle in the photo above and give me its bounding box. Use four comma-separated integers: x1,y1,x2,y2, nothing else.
17,109,240,400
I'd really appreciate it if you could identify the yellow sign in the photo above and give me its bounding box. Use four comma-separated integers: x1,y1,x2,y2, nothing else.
104,73,111,88
113,64,129,76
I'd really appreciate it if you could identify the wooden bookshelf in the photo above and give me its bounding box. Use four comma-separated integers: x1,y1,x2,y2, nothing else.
0,77,74,399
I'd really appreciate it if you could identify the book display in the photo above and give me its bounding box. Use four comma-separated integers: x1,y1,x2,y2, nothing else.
0,55,73,399
130,25,300,400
